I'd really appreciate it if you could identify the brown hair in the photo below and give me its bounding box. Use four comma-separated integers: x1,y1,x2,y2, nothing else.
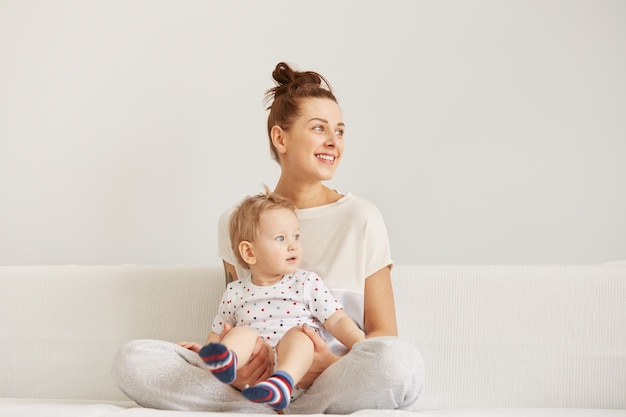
264,62,338,163
229,186,297,269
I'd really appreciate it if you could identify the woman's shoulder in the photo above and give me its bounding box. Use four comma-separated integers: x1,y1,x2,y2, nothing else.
335,193,384,219
218,204,237,224
298,192,381,219
217,204,238,243
340,192,378,208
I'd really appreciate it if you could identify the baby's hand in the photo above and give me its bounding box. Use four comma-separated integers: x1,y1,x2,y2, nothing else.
177,341,201,353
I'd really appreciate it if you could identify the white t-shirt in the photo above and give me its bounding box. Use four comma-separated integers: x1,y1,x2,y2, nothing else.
217,192,393,333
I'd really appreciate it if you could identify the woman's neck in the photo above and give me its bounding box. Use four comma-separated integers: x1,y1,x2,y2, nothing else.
274,180,341,209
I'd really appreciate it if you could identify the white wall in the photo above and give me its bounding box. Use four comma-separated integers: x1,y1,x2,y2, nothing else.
1,0,625,266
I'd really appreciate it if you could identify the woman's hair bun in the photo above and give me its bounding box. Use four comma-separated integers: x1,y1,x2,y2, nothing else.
272,62,326,90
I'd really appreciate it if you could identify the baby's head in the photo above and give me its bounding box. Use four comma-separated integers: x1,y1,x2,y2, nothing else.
229,187,301,273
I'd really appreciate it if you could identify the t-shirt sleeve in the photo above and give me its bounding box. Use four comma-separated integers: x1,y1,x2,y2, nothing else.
304,272,344,324
217,206,236,266
363,203,394,279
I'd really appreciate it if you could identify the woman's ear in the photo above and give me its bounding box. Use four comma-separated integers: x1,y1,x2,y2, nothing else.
239,241,256,265
270,125,287,155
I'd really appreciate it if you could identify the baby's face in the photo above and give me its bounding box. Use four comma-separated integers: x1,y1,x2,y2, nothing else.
251,208,302,277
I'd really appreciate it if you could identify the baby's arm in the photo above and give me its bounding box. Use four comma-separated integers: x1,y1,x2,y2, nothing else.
323,309,365,349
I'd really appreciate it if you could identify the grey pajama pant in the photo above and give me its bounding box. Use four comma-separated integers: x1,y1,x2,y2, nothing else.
111,336,424,414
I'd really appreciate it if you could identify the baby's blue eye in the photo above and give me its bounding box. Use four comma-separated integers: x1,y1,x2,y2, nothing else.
294,234,301,241
275,236,284,242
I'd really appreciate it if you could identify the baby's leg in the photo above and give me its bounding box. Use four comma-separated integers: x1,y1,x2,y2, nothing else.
275,325,314,382
242,326,313,410
200,327,259,384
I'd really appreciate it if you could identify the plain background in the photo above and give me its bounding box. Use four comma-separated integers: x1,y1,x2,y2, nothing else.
1,0,625,266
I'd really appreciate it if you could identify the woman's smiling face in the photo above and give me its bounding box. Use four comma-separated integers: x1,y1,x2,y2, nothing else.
278,97,345,183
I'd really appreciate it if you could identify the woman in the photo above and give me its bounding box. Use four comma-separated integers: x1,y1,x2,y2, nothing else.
112,62,424,414
219,62,424,414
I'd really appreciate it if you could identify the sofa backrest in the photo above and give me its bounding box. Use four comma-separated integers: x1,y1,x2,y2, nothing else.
0,265,223,402
1,264,624,409
393,264,626,410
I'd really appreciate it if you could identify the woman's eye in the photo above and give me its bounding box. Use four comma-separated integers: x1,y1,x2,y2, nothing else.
335,129,344,137
313,125,324,132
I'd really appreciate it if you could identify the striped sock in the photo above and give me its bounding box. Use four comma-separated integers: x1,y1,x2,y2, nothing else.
241,371,294,410
198,343,237,384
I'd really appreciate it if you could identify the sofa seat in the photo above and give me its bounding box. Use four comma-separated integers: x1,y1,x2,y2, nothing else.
1,399,625,417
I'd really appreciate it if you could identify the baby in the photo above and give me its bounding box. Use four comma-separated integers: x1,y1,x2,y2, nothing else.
199,189,364,410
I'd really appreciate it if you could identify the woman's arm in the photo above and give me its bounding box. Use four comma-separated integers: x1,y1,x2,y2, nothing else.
363,265,398,337
223,260,238,284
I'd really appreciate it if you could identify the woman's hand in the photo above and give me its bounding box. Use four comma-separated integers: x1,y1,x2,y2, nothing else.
177,341,201,353
297,324,341,389
230,335,274,390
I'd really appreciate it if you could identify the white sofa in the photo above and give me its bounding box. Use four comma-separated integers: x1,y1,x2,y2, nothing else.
1,264,625,417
